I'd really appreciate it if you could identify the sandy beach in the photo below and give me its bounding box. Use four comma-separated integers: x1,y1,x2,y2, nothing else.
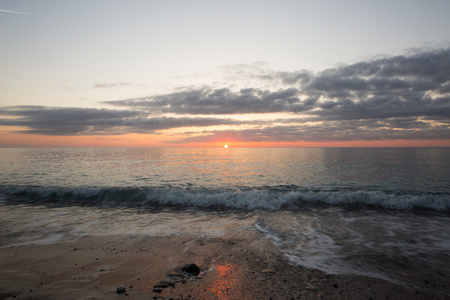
1,229,447,300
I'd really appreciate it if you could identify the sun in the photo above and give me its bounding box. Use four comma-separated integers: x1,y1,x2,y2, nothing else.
224,144,229,148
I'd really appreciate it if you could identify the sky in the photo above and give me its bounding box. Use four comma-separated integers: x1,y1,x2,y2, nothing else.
0,0,449,147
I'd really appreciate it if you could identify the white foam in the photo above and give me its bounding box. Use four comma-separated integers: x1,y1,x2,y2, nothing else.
0,204,256,247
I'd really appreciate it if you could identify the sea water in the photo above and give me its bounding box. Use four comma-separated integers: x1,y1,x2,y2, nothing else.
0,148,449,288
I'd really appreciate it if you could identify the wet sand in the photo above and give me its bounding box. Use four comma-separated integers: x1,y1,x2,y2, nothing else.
0,231,448,300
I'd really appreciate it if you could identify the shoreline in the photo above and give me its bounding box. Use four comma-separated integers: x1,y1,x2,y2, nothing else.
1,233,447,300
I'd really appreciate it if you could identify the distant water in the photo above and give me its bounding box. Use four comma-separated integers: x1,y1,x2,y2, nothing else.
0,148,449,291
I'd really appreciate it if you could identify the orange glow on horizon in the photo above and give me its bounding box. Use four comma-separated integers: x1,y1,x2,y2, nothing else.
0,132,168,148
0,131,449,148
198,139,450,148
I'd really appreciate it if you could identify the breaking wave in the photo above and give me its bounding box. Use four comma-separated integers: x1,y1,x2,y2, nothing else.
0,185,448,213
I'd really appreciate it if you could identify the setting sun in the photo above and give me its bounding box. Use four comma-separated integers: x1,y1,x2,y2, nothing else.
224,144,228,148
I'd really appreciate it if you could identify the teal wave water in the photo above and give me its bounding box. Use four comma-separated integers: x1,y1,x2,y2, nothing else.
1,147,449,211
1,147,449,191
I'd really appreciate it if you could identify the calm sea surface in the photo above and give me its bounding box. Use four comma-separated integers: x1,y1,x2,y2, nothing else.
0,148,449,291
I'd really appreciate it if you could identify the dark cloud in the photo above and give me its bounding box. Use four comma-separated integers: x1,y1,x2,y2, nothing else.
106,87,312,114
1,48,449,142
106,48,450,123
0,106,239,135
165,118,449,144
323,49,450,83
255,70,313,85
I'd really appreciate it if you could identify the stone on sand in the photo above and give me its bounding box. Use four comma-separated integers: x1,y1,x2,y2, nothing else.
116,285,126,294
181,263,201,276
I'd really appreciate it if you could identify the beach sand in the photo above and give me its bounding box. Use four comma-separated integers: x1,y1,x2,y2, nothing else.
0,230,447,300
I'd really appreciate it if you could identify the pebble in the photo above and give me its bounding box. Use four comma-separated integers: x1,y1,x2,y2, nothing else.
160,280,176,287
181,263,201,275
116,285,127,294
151,263,205,294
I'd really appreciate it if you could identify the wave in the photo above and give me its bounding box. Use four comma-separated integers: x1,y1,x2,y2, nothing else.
0,185,449,213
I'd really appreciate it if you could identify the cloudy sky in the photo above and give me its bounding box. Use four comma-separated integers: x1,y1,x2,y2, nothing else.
1,0,449,147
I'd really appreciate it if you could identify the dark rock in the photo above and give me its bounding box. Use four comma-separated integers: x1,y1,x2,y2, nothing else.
160,280,175,287
154,283,169,289
153,288,162,293
116,285,126,294
181,264,201,275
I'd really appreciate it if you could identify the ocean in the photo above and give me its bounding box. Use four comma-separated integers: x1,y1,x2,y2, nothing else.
0,147,449,289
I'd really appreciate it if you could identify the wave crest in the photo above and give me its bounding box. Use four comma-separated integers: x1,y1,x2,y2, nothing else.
0,185,448,212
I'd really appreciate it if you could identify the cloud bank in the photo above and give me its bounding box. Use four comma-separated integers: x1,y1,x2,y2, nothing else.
107,48,450,119
0,106,240,135
1,48,449,143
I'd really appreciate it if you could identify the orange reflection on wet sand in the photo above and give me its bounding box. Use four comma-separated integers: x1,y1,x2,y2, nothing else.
206,263,241,300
